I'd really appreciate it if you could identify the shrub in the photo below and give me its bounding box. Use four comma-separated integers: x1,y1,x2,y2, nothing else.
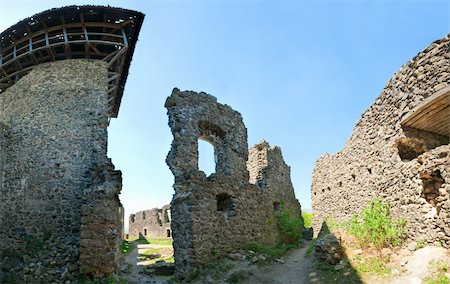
347,198,406,249
121,239,132,254
277,207,303,244
302,212,313,229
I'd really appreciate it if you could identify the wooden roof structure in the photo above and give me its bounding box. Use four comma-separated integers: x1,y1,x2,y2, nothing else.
401,85,450,138
0,5,144,117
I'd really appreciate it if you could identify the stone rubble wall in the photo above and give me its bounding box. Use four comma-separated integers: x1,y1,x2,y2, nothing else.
128,205,172,239
0,60,122,282
248,140,302,220
166,89,302,279
0,123,7,261
312,35,450,247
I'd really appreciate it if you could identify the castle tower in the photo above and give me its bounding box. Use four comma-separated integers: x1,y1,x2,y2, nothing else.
0,6,143,281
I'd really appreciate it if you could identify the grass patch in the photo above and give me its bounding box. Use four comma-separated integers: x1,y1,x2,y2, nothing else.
347,198,406,249
353,255,390,275
302,212,314,229
424,260,450,284
125,238,149,244
249,242,299,260
416,239,427,249
305,239,317,257
227,270,251,283
141,247,160,256
78,275,131,284
424,275,450,284
146,238,173,246
139,246,174,264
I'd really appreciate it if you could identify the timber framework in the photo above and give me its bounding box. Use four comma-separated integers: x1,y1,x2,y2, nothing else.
0,5,143,117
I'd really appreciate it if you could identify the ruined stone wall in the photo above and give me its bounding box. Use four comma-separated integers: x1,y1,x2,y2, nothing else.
128,205,172,239
0,123,7,257
248,140,302,220
312,36,450,247
166,89,302,278
0,60,122,281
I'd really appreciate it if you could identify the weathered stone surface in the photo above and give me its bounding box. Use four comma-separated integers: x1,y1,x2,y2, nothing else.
165,89,303,279
0,60,123,281
128,205,172,239
315,234,342,265
302,228,314,240
311,36,450,247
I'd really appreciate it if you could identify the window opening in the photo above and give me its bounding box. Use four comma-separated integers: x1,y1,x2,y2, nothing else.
198,139,216,176
273,201,281,212
420,170,445,209
217,193,236,220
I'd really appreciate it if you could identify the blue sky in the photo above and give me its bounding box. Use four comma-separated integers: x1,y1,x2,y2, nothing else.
1,0,448,230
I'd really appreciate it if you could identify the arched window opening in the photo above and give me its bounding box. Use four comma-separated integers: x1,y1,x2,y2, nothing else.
164,209,171,223
167,229,171,238
144,228,147,236
198,139,216,176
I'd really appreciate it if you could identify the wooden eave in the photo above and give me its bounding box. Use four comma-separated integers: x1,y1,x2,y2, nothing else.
0,5,144,118
401,85,450,138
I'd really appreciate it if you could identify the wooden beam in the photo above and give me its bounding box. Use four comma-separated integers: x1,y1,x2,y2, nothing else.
107,47,128,68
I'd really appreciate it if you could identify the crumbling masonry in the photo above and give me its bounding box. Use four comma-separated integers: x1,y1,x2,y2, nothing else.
128,205,172,239
312,36,449,247
166,89,303,278
0,6,143,282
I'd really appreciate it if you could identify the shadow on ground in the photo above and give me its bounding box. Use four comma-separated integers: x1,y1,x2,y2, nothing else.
308,221,363,284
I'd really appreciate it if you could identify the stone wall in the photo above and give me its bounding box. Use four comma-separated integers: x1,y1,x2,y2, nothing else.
128,205,172,239
312,36,450,247
0,60,123,281
248,140,302,219
166,89,302,278
0,123,7,266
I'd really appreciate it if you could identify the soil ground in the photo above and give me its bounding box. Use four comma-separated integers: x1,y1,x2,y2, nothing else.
119,238,450,284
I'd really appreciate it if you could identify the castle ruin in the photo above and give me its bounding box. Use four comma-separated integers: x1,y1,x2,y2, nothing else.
0,6,143,281
165,89,303,278
128,205,172,240
312,36,449,247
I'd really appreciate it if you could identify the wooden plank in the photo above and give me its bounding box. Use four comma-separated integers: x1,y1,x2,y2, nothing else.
420,107,449,128
411,105,449,129
403,94,449,126
401,88,449,137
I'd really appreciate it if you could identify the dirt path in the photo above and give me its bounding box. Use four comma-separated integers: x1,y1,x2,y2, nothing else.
121,243,170,284
244,241,323,284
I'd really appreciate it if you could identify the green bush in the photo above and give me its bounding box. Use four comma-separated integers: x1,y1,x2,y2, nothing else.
277,207,303,244
302,212,313,229
347,198,406,249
